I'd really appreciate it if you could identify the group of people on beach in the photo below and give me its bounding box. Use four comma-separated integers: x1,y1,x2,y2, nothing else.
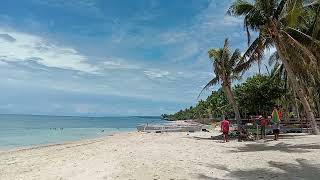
220,106,282,142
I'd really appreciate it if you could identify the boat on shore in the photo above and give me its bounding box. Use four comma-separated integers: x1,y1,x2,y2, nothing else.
136,121,203,133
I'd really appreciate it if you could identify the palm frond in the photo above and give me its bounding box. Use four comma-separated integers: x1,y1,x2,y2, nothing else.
310,3,320,39
286,0,305,27
198,76,220,99
256,0,277,17
286,27,320,46
280,0,296,18
234,36,266,74
208,49,220,60
241,36,263,61
281,30,317,64
244,16,252,45
227,0,261,45
222,38,231,63
230,72,242,81
274,0,287,20
270,62,283,78
268,51,280,66
229,49,242,68
286,27,320,62
305,0,320,7
227,0,255,16
283,41,319,85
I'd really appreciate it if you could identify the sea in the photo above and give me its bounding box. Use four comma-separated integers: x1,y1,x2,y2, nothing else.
0,114,164,150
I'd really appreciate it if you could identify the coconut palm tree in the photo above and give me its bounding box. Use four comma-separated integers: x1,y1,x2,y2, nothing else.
269,50,320,124
270,2,320,118
304,0,320,42
199,39,242,130
298,1,320,117
228,0,320,134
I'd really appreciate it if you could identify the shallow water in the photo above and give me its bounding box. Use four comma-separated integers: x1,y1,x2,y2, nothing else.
0,114,163,150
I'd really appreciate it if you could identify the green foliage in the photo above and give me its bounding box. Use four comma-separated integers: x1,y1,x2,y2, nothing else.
234,74,286,116
200,39,242,96
162,89,232,121
206,90,233,117
228,0,320,83
164,74,286,120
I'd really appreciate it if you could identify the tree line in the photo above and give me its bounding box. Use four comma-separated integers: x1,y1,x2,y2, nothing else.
162,74,286,120
163,0,320,134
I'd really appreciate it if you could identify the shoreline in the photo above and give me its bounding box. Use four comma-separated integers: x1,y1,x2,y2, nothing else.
0,118,199,153
0,130,133,154
0,119,203,153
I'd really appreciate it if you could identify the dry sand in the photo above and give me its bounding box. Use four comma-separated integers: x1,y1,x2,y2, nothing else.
0,131,320,180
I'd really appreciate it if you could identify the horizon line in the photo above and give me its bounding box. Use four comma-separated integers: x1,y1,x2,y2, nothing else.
0,113,161,118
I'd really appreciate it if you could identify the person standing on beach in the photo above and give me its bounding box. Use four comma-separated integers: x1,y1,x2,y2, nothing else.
221,117,230,142
259,116,268,139
272,107,281,140
272,122,280,140
272,106,281,121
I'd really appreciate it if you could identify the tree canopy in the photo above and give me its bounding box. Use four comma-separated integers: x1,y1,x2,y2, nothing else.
163,74,286,121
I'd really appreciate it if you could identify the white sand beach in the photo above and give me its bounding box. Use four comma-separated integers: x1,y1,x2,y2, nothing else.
0,131,320,180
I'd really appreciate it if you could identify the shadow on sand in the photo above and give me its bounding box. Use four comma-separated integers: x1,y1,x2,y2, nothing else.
229,141,320,153
187,133,320,153
197,159,320,180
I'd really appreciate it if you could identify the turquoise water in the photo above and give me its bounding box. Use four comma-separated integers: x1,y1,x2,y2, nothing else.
0,114,163,150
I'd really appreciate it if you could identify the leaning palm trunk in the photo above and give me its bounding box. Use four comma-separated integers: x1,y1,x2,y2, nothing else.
274,36,320,135
222,83,241,131
294,97,301,122
313,88,320,117
316,98,320,117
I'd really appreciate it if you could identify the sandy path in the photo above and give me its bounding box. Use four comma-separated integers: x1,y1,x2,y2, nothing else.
0,131,320,180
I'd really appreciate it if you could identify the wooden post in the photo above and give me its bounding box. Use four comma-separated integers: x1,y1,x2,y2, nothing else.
256,123,259,140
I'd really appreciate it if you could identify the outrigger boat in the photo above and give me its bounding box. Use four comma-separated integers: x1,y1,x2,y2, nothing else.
136,121,203,133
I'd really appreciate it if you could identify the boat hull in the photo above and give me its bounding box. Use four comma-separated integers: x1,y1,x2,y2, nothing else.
136,124,203,132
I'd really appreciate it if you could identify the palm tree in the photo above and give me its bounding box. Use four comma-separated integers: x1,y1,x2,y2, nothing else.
228,0,320,134
200,39,242,130
298,1,320,117
269,50,320,124
269,52,297,120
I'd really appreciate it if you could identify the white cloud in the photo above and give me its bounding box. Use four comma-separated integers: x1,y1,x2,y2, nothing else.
0,60,8,66
166,41,200,62
0,28,99,73
143,69,170,79
0,33,16,42
103,60,121,66
160,31,189,44
101,58,140,70
0,1,257,115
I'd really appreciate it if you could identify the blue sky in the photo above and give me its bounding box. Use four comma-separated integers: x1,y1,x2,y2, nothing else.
0,0,265,116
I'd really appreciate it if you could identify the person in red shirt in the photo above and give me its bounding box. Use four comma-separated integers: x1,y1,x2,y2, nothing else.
259,116,268,139
221,117,230,142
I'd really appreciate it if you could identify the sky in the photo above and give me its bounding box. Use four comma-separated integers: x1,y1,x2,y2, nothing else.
0,0,266,116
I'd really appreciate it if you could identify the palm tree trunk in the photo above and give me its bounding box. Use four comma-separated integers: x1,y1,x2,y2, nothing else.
222,84,241,130
314,88,320,117
316,99,320,117
294,97,301,122
283,105,288,122
274,39,320,135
